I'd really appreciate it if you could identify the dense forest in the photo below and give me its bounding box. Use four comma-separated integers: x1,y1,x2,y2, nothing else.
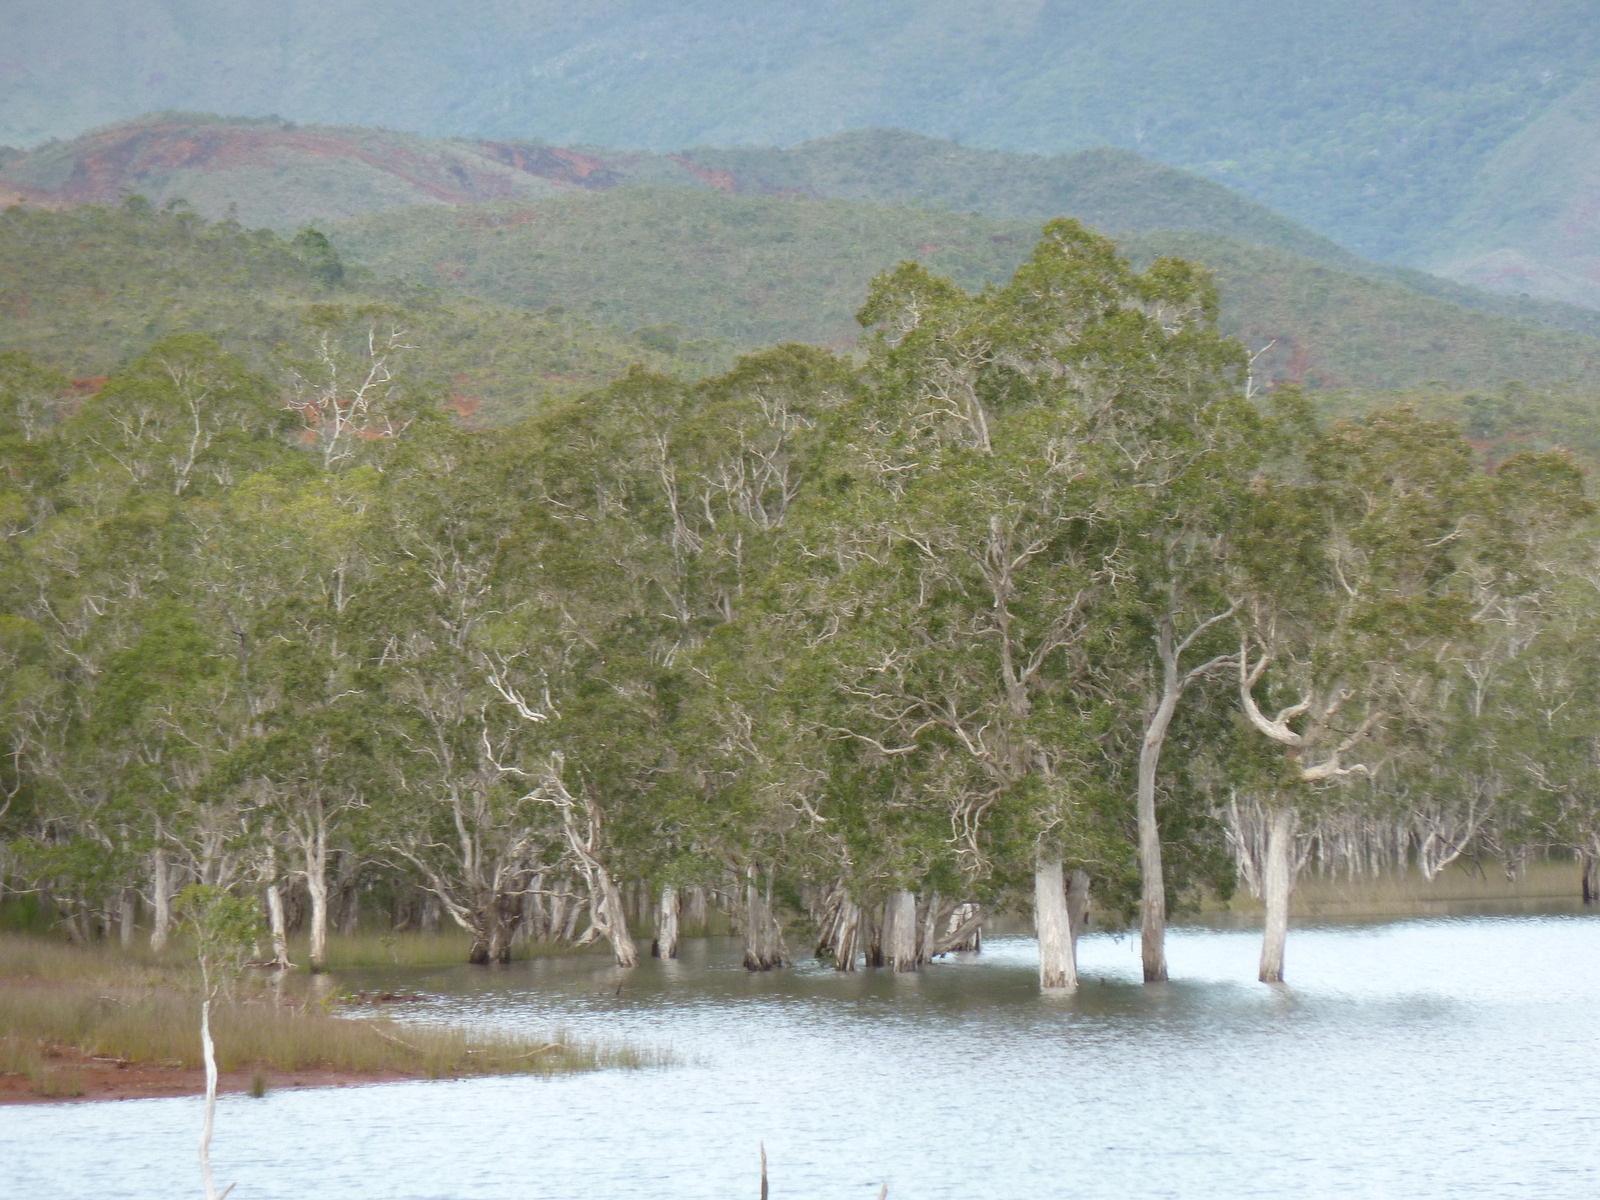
5,201,1600,991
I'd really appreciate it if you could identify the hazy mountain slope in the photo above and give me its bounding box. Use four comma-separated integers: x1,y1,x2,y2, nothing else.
331,189,1600,392
1425,77,1600,310
15,114,1600,343
5,0,1599,266
0,202,700,423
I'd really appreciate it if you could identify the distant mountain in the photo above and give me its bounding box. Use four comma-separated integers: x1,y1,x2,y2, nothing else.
5,0,1600,274
1425,77,1600,310
331,187,1600,394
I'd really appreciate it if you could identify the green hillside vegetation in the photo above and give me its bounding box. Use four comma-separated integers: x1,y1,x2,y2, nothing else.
6,1,1600,267
332,188,1600,392
0,201,706,424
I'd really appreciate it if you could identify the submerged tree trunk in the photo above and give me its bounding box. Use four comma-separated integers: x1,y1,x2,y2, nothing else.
742,869,787,971
1137,690,1174,983
150,847,172,953
653,885,680,959
1259,806,1299,983
197,991,224,1200
1066,869,1090,949
885,889,918,973
593,865,639,967
1034,859,1076,991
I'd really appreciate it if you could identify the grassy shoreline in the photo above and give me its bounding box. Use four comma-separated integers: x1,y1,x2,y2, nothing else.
0,934,659,1103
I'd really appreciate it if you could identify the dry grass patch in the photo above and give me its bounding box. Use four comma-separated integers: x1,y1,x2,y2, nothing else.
0,933,661,1098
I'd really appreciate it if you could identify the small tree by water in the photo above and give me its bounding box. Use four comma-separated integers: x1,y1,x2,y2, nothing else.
175,884,263,1200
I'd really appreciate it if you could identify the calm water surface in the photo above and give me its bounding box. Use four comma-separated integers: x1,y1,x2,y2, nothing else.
7,912,1599,1199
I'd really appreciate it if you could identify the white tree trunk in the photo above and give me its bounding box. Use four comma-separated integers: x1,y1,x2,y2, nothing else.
742,869,787,970
595,865,639,967
150,847,172,953
265,884,291,969
1066,869,1090,947
653,885,680,959
197,992,227,1200
886,889,918,973
1259,806,1298,983
303,826,329,973
118,887,137,949
1137,689,1176,983
1034,859,1076,991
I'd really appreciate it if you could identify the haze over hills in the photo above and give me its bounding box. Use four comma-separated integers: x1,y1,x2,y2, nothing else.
4,0,1600,297
9,114,1600,397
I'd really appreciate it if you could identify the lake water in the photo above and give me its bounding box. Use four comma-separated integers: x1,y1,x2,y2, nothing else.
7,911,1599,1199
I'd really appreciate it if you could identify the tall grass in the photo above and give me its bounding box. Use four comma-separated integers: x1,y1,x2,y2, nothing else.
0,933,663,1089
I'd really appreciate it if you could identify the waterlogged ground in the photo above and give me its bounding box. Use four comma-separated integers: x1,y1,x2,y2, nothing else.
8,910,1599,1199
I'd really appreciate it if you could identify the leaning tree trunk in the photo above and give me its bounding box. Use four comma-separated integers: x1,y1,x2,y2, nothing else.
150,846,172,953
885,889,918,973
742,869,787,970
1136,676,1182,983
653,885,680,959
1259,806,1299,983
1034,859,1076,991
594,864,640,967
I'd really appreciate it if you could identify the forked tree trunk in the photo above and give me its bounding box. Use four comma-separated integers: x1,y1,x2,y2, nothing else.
118,887,137,949
1034,859,1076,991
1259,806,1298,983
594,865,640,967
885,889,918,973
832,897,860,971
265,883,291,968
653,885,680,959
742,869,787,970
150,847,172,953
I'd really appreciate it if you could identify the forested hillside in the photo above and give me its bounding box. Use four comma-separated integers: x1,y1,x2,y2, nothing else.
332,188,1600,393
5,215,1600,991
0,201,706,424
6,0,1599,275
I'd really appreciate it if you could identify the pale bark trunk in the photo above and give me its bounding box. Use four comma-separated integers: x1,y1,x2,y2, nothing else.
197,991,225,1200
742,869,786,970
1137,665,1181,983
118,887,137,949
1034,859,1076,991
302,817,329,972
653,885,680,959
265,884,291,968
1259,806,1297,983
686,885,708,932
832,897,860,971
150,847,172,953
595,865,639,967
1066,869,1090,946
886,889,918,973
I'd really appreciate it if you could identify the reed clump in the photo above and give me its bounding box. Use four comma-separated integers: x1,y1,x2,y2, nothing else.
0,933,661,1088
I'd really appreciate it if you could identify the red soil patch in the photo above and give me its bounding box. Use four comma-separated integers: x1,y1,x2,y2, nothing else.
669,156,740,194
0,1042,423,1106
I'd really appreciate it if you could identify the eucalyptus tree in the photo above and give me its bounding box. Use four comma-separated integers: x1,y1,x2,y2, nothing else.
516,348,854,970
1232,409,1588,980
789,220,1270,986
